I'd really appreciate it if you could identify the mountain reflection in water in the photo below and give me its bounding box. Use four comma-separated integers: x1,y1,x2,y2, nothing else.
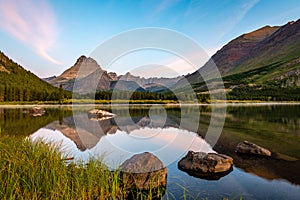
30,112,214,168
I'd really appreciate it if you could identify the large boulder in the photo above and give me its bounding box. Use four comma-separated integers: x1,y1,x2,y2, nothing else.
88,109,115,120
29,106,45,117
178,151,233,180
236,141,271,157
121,152,167,191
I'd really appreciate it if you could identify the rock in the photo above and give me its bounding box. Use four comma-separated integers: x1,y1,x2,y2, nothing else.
178,151,233,180
88,109,115,120
236,141,271,157
108,72,118,81
29,106,45,117
121,152,167,191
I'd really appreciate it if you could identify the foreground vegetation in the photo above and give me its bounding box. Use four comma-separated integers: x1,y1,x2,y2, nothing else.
0,136,165,200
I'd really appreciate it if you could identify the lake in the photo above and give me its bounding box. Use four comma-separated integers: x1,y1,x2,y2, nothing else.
1,104,300,199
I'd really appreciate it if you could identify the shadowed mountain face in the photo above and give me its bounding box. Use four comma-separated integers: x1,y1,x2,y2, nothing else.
175,19,300,91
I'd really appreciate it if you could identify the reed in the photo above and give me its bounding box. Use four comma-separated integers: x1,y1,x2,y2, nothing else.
0,136,164,199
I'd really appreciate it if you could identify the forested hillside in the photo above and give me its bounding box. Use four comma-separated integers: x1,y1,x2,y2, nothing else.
0,51,71,102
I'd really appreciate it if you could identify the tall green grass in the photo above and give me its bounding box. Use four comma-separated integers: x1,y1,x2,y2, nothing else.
0,136,165,200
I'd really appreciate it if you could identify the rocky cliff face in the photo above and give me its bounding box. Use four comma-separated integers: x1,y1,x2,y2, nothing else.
108,72,118,81
59,55,100,80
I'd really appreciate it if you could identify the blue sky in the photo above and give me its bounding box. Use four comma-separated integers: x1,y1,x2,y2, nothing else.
0,0,299,77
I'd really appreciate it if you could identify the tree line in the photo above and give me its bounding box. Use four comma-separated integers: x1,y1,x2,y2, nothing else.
227,86,300,101
93,91,179,101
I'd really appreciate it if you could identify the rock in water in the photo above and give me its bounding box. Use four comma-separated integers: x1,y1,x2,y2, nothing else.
88,109,115,120
178,151,233,179
121,152,167,191
29,106,45,117
236,141,271,157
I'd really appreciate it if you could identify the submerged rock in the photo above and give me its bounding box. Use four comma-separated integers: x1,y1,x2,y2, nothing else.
29,106,45,117
178,151,233,180
236,141,271,157
121,152,167,191
88,109,115,121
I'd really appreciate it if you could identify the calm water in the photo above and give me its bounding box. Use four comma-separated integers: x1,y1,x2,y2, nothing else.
1,104,300,199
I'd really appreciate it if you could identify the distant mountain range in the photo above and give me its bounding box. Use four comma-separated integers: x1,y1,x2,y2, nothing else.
45,55,182,94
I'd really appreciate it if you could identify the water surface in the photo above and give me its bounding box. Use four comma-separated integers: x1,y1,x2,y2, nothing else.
1,104,300,199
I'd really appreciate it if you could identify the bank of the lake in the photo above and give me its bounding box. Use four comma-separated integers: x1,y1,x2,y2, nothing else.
1,99,300,107
0,99,180,105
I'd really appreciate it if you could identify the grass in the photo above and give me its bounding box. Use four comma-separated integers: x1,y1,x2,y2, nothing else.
0,136,165,200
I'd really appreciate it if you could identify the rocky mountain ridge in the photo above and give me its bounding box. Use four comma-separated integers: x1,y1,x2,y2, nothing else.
47,56,181,94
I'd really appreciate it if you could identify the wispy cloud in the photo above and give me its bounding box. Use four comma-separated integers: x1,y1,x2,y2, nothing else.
183,0,260,44
216,0,260,41
0,0,61,65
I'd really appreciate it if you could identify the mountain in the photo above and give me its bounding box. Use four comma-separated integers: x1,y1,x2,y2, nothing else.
59,55,100,80
48,56,181,94
119,72,182,89
177,19,300,100
210,25,280,75
71,68,114,94
110,80,145,92
0,51,70,102
48,55,101,88
43,76,57,82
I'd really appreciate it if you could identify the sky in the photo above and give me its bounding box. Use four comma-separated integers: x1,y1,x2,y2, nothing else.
0,0,299,78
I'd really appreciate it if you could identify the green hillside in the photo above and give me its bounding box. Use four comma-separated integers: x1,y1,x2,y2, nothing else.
0,51,71,102
191,60,300,101
181,19,300,101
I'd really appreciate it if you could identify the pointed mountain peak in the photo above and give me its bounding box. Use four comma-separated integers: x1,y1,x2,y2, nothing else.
58,55,101,80
74,55,98,65
79,55,87,60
